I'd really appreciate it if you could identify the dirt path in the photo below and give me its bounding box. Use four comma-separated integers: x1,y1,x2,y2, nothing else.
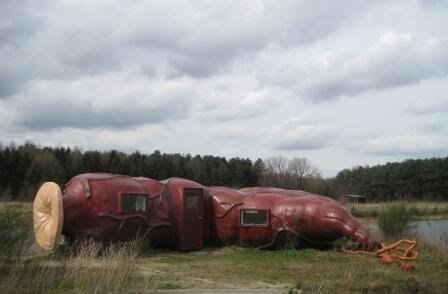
155,290,286,294
137,262,289,292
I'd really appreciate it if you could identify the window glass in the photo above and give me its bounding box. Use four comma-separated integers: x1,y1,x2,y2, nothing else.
240,210,269,226
122,194,147,212
186,194,198,209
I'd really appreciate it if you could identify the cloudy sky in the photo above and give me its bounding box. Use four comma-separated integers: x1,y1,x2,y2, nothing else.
1,0,448,176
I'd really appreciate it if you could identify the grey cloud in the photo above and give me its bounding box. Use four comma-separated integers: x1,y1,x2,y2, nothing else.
0,1,43,46
0,0,384,99
54,33,119,73
304,33,448,101
135,0,380,78
15,99,189,130
265,119,338,151
0,1,52,97
0,72,21,98
420,0,448,8
352,134,448,157
274,139,332,151
168,52,230,79
418,121,447,133
405,97,448,115
194,87,282,122
4,76,195,130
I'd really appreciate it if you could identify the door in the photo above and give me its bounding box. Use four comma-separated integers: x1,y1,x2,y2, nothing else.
181,188,203,250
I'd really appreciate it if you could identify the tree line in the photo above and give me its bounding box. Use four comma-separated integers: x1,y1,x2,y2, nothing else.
0,142,264,200
263,156,448,201
260,156,336,197
0,142,447,201
335,158,448,201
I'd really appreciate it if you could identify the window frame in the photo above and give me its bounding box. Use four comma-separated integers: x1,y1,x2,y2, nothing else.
240,209,270,227
118,192,148,214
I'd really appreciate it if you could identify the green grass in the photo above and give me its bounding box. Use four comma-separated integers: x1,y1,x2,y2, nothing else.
140,246,447,293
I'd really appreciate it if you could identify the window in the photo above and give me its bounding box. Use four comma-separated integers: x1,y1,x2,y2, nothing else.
240,209,269,226
186,194,198,209
121,194,147,212
184,189,202,210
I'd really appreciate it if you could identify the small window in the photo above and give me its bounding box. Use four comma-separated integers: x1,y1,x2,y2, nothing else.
121,194,147,212
184,189,202,210
240,209,269,226
186,194,198,209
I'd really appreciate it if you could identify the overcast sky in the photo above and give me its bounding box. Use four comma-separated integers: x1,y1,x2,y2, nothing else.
1,0,448,177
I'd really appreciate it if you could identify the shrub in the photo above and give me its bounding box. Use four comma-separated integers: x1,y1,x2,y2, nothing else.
378,203,414,240
0,206,30,260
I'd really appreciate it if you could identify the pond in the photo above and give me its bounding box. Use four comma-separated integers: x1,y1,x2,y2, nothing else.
365,220,448,251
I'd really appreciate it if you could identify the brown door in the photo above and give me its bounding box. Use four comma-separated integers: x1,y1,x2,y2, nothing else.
181,188,203,250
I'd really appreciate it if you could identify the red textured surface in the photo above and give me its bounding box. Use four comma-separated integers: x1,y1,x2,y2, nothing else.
400,263,415,272
61,173,377,251
63,174,149,243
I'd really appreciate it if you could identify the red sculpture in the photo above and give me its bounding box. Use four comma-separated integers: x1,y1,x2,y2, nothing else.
33,173,377,251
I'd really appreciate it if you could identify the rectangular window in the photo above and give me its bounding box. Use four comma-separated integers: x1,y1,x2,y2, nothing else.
121,194,147,212
240,209,269,226
185,193,198,209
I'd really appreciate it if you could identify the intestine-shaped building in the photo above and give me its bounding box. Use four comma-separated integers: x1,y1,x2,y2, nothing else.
33,173,377,251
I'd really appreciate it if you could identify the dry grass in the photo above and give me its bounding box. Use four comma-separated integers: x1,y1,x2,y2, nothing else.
0,203,156,293
0,240,157,293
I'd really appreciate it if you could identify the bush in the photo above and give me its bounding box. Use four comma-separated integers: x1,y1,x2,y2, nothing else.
0,206,30,260
378,203,414,240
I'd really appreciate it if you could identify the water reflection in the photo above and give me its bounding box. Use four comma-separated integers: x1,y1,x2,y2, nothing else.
366,220,448,251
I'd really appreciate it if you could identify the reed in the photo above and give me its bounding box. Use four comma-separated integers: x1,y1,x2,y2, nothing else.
378,202,414,240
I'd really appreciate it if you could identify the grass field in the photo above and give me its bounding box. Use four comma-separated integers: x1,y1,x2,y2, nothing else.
2,244,447,293
140,245,447,293
1,201,448,293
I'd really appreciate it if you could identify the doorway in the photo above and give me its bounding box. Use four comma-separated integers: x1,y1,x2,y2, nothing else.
181,188,203,250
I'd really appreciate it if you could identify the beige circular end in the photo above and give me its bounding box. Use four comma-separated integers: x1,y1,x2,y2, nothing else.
33,182,64,251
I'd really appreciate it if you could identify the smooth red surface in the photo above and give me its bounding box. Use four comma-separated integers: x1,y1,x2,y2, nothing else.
62,173,377,251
